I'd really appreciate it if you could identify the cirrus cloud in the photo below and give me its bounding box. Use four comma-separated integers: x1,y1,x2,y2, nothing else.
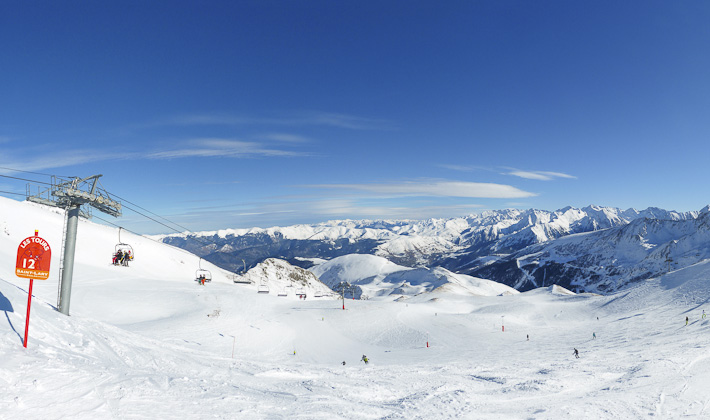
304,180,537,199
505,169,576,181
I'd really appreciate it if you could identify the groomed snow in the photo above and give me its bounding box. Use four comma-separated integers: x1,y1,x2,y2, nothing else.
1,197,710,419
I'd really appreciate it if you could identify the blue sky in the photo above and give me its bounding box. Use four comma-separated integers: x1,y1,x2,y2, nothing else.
1,1,709,234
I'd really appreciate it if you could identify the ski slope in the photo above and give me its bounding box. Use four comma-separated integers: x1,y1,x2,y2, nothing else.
1,197,710,419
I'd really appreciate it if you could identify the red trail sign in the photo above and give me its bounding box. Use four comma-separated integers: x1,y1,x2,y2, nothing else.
16,231,51,280
16,230,51,348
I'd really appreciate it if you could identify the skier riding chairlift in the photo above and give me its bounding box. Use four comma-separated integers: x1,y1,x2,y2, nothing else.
114,227,134,264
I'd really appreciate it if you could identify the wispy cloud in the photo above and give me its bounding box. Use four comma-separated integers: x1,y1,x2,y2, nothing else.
0,137,306,174
439,164,493,173
300,200,486,220
165,180,241,188
259,133,311,143
162,198,488,231
1,149,124,174
505,169,576,181
303,180,537,199
146,138,305,159
442,164,576,181
303,112,394,130
142,111,393,131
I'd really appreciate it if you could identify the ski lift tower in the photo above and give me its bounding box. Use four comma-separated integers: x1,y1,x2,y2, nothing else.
26,174,121,316
665,256,673,273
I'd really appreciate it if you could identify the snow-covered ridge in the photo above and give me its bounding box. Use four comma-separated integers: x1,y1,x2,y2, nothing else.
474,210,710,293
157,204,703,275
237,258,335,298
310,254,518,300
158,205,699,245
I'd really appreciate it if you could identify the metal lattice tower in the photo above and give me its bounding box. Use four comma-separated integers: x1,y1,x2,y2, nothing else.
26,175,121,315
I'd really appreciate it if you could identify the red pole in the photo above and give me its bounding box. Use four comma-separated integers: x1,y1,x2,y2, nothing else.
23,279,34,348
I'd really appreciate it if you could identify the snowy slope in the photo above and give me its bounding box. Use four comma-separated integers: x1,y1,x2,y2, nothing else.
2,196,710,419
310,254,518,299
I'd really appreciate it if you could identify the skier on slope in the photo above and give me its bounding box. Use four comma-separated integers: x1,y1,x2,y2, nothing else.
686,316,689,326
361,355,369,364
573,348,579,359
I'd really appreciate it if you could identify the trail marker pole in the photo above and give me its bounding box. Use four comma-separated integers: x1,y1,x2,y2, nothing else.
501,316,505,332
23,279,34,348
341,285,346,310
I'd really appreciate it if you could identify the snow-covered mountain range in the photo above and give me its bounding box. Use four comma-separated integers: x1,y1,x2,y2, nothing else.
473,208,710,293
159,205,705,293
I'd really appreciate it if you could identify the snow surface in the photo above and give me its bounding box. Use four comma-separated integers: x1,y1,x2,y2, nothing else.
2,196,710,419
310,254,517,299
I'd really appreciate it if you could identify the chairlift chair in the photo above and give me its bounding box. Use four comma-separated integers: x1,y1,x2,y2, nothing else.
195,258,212,282
314,291,323,298
113,227,134,264
277,289,288,297
115,243,134,257
231,274,252,284
296,288,306,298
195,269,212,283
257,283,270,294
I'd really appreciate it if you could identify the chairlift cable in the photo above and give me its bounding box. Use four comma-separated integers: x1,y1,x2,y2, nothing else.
0,173,54,185
0,189,30,197
121,204,220,248
0,165,75,178
111,192,195,234
120,203,193,237
93,208,220,262
92,213,166,247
